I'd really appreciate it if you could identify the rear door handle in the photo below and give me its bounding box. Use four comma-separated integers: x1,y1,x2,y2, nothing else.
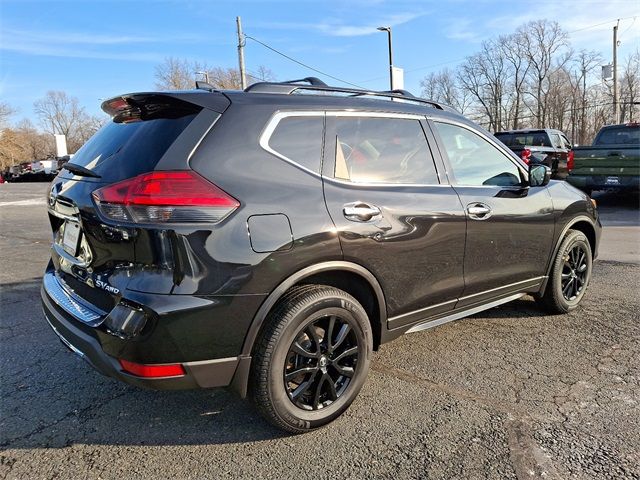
343,202,382,222
467,203,492,220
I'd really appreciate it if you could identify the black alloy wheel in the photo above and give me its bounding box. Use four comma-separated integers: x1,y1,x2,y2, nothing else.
538,229,593,314
561,244,589,301
284,315,360,411
250,285,372,433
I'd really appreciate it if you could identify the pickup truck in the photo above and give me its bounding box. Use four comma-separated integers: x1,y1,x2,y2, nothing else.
567,123,640,195
494,128,573,180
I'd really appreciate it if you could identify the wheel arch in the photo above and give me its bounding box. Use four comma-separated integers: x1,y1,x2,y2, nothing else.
230,261,387,397
539,215,597,295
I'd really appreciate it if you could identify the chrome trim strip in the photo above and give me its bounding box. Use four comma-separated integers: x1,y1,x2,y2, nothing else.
387,298,458,325
459,276,545,301
259,110,431,181
43,273,104,326
52,243,92,268
187,113,221,161
43,309,86,358
405,293,525,334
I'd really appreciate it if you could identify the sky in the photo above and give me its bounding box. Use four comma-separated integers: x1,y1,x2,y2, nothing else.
1,0,638,123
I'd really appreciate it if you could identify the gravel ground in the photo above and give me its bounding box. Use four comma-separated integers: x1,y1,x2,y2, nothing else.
1,183,638,479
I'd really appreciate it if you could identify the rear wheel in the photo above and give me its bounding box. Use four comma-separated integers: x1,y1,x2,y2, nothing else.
250,285,372,433
538,229,592,314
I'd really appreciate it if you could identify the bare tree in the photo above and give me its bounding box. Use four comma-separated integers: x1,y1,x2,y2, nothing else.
155,57,201,90
500,33,531,129
33,91,101,153
15,119,55,161
0,102,16,128
520,20,570,124
155,57,276,91
619,49,640,123
458,39,510,131
420,68,471,113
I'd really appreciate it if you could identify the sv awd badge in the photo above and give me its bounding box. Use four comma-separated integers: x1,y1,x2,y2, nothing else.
95,279,120,295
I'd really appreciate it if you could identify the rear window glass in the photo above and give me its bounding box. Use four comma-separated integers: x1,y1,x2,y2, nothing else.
495,132,551,147
67,109,199,181
596,127,640,145
268,116,324,173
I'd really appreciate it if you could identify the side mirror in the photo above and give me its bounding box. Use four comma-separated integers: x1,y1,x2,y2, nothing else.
529,164,551,187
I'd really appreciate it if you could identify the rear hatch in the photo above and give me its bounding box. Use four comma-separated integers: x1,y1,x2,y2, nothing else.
46,92,229,316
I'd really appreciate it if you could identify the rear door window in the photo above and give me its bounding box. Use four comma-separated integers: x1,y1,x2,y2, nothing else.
268,116,324,173
332,117,439,184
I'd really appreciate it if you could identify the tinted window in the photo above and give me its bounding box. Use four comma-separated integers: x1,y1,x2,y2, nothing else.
269,116,324,173
334,117,439,184
434,122,522,187
550,133,563,149
69,112,198,181
494,132,551,147
595,126,640,145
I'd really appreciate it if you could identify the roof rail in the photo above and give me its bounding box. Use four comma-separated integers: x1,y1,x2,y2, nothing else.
244,81,445,110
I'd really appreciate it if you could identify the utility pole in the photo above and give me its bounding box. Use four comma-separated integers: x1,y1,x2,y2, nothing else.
237,16,247,90
581,66,587,145
613,21,619,124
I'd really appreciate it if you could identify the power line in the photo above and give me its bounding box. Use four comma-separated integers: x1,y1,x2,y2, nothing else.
568,15,637,34
244,34,365,89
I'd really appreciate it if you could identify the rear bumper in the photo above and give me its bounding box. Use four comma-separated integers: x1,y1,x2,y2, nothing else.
567,175,640,192
41,279,239,390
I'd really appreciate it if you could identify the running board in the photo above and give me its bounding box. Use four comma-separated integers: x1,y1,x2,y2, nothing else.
405,293,526,334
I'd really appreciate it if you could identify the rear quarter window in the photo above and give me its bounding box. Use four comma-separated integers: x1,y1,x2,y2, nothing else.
267,116,324,173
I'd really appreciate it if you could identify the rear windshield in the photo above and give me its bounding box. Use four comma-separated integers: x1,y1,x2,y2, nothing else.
66,106,199,181
495,132,551,147
595,126,640,145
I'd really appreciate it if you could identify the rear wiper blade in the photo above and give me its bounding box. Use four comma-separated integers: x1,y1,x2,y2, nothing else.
62,163,101,178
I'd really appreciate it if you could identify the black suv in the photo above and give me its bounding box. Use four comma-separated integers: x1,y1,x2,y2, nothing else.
41,78,601,432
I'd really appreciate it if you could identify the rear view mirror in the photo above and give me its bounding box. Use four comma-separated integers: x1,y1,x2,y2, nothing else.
529,164,551,187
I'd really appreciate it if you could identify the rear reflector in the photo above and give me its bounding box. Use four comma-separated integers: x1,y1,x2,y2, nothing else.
92,171,239,224
119,359,185,378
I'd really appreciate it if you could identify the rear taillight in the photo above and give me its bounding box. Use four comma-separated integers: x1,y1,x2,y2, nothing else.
521,148,531,165
92,171,239,224
567,150,575,172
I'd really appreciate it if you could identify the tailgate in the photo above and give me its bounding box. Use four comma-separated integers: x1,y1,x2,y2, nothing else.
572,147,640,176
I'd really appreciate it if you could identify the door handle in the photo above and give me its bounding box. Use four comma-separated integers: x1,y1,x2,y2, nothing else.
467,203,492,220
343,202,382,222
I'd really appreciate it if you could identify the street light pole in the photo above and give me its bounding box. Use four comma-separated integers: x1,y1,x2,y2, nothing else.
377,26,393,90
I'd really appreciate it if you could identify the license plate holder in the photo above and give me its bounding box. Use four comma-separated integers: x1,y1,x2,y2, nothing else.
605,176,620,185
62,221,81,256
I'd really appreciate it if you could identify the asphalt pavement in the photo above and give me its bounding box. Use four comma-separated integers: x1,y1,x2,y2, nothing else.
0,183,638,479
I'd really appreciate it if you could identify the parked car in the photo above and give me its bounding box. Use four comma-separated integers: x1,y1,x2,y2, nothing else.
568,123,640,195
41,79,601,433
494,128,573,179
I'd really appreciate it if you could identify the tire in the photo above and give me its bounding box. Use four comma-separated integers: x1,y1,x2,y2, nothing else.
249,285,373,433
538,229,593,314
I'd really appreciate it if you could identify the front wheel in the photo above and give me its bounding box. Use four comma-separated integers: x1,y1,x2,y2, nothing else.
538,229,593,314
250,285,373,433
